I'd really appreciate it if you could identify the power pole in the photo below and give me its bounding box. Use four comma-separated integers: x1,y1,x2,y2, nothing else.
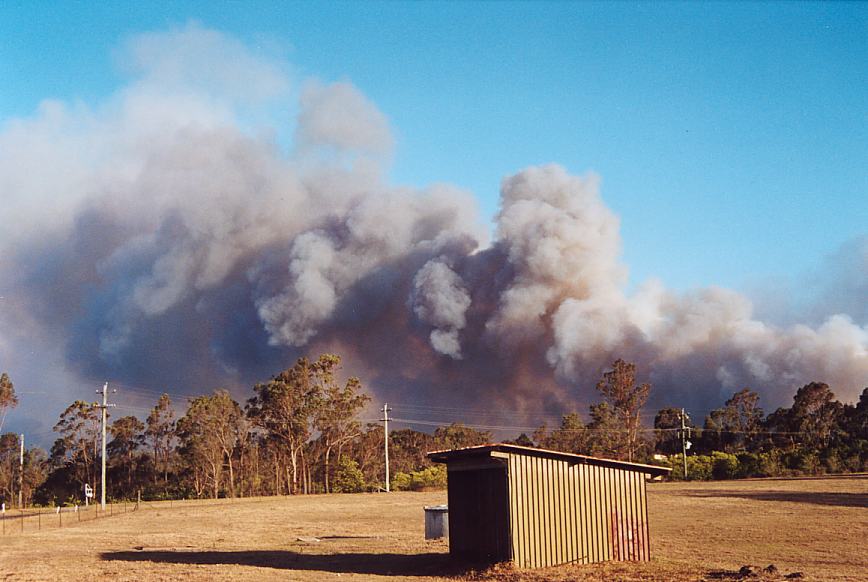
18,434,23,509
681,408,689,480
95,382,116,511
381,403,391,492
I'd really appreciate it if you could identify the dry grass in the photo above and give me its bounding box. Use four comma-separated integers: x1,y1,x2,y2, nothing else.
0,476,864,581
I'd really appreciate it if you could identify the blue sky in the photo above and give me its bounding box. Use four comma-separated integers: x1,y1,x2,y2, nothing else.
1,1,866,292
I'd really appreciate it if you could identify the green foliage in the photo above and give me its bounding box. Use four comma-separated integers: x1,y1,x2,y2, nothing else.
534,413,589,455
0,373,17,432
665,453,733,481
11,354,868,501
792,450,821,475
593,359,650,462
332,456,366,493
391,472,412,491
411,465,447,490
391,465,447,491
710,451,739,480
433,423,490,450
654,407,687,455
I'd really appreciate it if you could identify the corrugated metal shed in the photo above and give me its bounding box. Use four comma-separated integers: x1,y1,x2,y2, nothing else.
428,443,671,568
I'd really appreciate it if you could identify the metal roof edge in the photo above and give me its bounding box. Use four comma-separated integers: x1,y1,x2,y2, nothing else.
427,443,672,476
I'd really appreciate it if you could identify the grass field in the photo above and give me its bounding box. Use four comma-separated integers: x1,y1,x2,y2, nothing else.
0,476,865,581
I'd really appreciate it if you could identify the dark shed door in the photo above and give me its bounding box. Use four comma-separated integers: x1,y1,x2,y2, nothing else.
447,466,511,563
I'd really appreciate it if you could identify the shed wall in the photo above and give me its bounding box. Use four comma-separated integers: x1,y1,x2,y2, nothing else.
507,454,650,569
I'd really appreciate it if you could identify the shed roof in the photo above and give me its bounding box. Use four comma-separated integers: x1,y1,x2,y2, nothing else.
428,443,671,477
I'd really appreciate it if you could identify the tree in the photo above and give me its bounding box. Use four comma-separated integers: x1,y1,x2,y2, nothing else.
505,433,535,447
349,424,386,487
176,390,243,498
0,433,19,504
314,364,370,493
847,388,868,441
0,373,17,432
108,415,145,497
21,447,48,507
0,436,47,508
703,388,763,453
534,413,589,454
51,400,102,495
389,428,435,473
654,407,686,455
146,393,175,488
585,402,620,458
247,356,325,494
788,382,843,451
433,423,491,450
594,359,651,462
332,455,366,493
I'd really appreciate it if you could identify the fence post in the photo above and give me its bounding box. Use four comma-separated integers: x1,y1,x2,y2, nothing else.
20,511,23,533
38,508,41,530
59,507,62,528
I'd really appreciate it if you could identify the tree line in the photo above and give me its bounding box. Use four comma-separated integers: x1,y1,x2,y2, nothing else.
526,360,868,480
0,357,865,507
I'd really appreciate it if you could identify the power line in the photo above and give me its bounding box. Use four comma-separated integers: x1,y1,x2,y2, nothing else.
388,416,821,437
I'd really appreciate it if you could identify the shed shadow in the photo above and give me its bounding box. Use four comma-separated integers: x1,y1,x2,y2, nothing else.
680,489,867,508
102,549,471,577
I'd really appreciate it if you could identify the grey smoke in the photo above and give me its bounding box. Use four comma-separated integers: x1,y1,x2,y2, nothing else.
0,24,865,435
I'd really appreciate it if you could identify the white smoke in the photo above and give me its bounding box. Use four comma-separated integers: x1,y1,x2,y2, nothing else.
0,24,865,437
411,258,472,358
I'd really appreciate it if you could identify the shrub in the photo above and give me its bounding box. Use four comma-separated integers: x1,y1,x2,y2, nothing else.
711,452,739,480
756,450,786,477
409,465,446,490
390,465,447,491
793,451,821,475
735,452,760,478
687,455,713,480
333,456,366,493
391,472,412,491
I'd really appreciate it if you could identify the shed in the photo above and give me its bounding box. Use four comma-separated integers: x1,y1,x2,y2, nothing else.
428,443,671,568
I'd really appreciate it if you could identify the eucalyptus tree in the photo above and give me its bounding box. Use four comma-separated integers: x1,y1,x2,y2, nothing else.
51,400,102,493
108,415,145,496
146,393,176,486
315,373,370,493
593,359,651,462
0,372,17,432
176,390,243,498
247,356,326,494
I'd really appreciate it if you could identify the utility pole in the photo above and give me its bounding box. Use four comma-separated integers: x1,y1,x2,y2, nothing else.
381,403,391,492
18,434,23,509
680,408,689,480
95,382,116,511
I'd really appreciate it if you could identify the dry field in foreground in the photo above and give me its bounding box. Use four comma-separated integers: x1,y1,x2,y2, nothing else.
0,476,865,581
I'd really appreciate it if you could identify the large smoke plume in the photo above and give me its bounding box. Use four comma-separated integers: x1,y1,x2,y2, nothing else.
1,25,865,432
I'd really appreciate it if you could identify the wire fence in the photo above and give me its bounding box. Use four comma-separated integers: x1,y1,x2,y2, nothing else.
0,500,139,535
0,495,282,537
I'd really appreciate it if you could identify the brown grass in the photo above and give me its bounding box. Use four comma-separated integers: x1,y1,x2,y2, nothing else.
0,476,864,581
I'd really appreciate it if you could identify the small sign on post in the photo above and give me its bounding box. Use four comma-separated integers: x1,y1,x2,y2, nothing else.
84,483,93,507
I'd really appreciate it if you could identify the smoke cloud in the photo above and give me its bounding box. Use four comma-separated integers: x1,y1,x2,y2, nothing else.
0,24,865,433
